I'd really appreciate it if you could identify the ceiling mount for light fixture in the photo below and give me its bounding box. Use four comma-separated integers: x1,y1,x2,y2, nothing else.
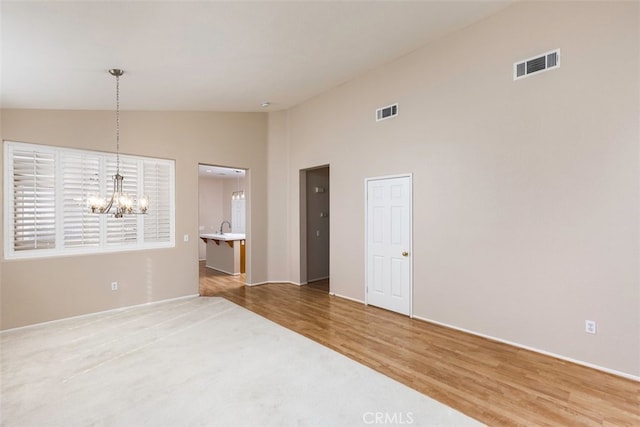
261,102,271,108
88,68,148,217
109,68,124,78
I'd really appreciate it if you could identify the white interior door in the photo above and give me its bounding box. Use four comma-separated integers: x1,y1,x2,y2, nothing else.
366,175,412,316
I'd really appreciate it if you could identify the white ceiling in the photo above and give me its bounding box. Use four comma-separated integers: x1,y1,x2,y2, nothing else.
1,1,512,112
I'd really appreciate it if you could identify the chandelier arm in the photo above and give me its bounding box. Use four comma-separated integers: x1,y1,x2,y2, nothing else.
103,175,118,213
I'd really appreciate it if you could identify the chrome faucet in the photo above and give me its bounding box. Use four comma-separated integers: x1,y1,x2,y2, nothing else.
219,220,231,234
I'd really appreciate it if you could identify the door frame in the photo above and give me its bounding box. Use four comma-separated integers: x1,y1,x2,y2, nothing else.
364,173,413,316
197,163,249,285
299,164,331,287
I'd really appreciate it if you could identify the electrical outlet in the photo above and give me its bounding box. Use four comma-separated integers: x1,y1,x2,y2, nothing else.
585,320,597,334
184,234,189,242
111,281,118,291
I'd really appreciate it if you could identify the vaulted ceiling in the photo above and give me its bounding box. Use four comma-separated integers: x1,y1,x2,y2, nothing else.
1,1,512,112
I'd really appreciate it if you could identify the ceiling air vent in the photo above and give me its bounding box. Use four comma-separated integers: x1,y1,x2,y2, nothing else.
514,49,560,80
376,103,398,122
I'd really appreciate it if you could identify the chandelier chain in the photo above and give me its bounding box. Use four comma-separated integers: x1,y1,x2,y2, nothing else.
115,72,120,174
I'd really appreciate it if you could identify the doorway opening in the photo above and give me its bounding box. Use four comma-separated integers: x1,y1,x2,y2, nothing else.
300,165,330,293
198,164,247,295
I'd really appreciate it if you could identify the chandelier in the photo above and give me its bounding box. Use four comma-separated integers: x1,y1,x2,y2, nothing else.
232,169,244,200
88,69,148,218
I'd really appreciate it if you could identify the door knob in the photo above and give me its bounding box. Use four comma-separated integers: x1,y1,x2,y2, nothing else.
402,251,409,257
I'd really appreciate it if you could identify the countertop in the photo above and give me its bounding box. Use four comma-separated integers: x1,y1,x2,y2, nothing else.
200,233,246,241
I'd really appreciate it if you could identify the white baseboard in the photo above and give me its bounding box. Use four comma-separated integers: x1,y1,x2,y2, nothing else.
1,294,200,333
412,314,640,382
247,281,303,287
307,290,640,381
308,275,329,282
200,274,640,381
205,265,240,276
329,292,364,304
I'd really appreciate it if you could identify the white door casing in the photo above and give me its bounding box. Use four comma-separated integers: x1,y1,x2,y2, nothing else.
365,174,412,316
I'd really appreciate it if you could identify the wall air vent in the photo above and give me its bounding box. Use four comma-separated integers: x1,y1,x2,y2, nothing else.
376,103,398,122
514,49,560,80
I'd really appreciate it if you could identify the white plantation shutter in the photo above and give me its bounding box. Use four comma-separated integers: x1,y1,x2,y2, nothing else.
143,161,172,243
4,141,175,259
106,158,138,246
62,153,101,248
10,148,56,252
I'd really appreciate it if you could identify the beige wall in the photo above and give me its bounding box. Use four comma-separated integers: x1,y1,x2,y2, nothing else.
266,112,292,283
267,1,640,376
1,109,267,329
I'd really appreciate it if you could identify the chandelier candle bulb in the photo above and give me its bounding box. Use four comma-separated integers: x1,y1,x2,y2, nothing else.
88,195,107,213
121,194,132,211
139,196,149,213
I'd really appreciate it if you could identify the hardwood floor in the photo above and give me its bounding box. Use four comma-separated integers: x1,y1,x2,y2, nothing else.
199,263,640,426
305,278,329,293
199,261,246,294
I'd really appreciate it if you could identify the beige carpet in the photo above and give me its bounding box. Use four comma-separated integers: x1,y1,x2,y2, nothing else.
1,297,482,426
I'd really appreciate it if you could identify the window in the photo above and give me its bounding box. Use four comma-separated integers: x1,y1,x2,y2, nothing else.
4,141,175,259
